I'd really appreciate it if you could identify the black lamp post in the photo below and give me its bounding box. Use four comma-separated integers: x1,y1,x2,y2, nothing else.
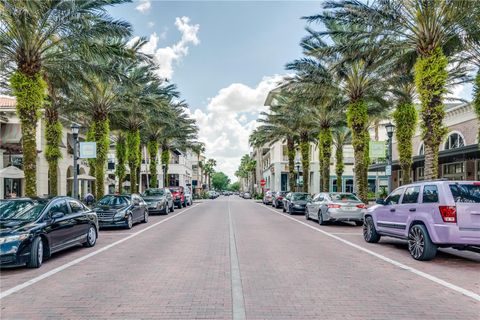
162,164,167,188
385,122,395,193
295,156,301,192
71,123,80,199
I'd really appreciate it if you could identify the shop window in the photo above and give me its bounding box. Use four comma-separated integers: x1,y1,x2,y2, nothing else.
345,179,354,193
417,167,424,181
419,143,424,156
444,132,465,150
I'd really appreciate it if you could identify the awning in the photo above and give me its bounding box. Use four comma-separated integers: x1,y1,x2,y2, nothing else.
0,166,24,179
67,174,96,181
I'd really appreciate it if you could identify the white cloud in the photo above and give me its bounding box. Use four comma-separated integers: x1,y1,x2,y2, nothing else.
187,75,284,180
148,21,155,28
136,0,151,13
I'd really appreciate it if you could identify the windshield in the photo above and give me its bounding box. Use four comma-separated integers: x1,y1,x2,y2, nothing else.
2,203,46,221
143,189,165,197
329,193,360,202
170,188,180,193
0,200,35,219
449,184,480,203
97,195,130,206
292,193,309,201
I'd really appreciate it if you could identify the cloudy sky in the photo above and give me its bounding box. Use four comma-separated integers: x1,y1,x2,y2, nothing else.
109,0,473,180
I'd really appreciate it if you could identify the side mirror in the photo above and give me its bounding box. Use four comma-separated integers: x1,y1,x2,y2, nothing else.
375,198,385,205
51,212,64,219
133,199,140,206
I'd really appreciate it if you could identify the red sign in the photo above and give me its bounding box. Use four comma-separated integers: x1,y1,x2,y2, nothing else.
260,179,266,186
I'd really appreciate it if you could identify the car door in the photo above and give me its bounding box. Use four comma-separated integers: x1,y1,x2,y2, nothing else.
375,188,405,235
68,199,90,238
398,185,421,236
306,194,318,217
44,199,74,251
131,195,143,221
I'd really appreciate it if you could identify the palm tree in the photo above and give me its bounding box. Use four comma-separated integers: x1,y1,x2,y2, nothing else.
191,142,206,190
332,127,351,193
0,0,131,196
310,0,478,179
204,159,217,190
115,132,127,193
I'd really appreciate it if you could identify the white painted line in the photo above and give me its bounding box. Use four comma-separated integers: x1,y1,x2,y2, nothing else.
329,232,362,235
259,204,480,302
0,204,201,300
228,199,246,320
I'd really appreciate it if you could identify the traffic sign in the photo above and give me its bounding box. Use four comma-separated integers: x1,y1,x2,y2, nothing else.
260,179,266,186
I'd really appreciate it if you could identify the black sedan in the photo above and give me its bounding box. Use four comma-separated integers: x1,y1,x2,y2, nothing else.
282,192,311,214
94,194,148,229
0,196,98,268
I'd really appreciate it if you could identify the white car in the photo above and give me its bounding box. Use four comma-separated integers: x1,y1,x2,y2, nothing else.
183,188,193,206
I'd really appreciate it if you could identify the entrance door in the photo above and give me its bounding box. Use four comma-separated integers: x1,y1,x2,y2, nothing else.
4,178,22,198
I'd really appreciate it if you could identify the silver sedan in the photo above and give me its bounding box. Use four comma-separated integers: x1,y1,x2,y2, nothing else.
305,192,366,226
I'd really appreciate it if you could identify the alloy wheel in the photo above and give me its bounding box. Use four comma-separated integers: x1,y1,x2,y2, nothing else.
127,215,133,229
37,240,43,265
87,227,96,246
363,220,372,240
408,226,425,259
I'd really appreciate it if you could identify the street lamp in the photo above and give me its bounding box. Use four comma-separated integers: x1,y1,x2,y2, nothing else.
71,123,80,199
162,164,167,188
295,155,301,192
385,122,395,193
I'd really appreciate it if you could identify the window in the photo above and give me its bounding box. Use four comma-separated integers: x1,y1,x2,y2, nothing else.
419,143,424,156
449,184,480,203
423,185,439,203
385,188,404,205
443,162,465,175
49,200,69,216
69,200,85,213
402,186,420,204
107,159,115,170
329,193,360,202
345,179,354,193
444,133,465,150
417,167,424,181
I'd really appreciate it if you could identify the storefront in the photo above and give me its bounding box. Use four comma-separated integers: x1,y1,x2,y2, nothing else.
0,166,25,198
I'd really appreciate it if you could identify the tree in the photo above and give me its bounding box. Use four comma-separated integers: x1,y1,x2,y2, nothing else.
203,159,217,190
332,127,351,192
211,172,230,191
0,0,131,196
228,182,240,192
115,132,127,193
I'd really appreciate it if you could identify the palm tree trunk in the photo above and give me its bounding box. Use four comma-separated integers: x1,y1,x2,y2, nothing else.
115,133,127,193
161,149,170,187
319,126,332,192
393,102,417,185
127,129,140,193
335,143,344,192
300,132,310,193
287,136,295,192
44,105,62,196
347,100,370,203
148,140,159,188
415,47,448,180
473,71,480,145
93,118,110,199
11,71,46,196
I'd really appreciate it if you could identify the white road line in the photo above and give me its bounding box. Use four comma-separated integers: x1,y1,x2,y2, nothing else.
329,232,362,235
259,204,480,302
228,199,246,320
0,204,201,300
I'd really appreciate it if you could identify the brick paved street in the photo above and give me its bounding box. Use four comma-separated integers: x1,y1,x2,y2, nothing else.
1,197,479,319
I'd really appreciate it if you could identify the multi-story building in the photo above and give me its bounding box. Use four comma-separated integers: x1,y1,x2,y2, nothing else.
255,88,389,196
370,102,479,187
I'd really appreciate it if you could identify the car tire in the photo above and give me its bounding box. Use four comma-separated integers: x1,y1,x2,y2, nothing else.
305,208,310,220
287,205,292,215
83,225,97,247
318,211,326,225
125,214,133,229
142,211,149,223
170,204,174,213
363,216,381,243
27,237,44,268
282,205,286,213
355,221,364,226
182,200,186,208
408,224,437,261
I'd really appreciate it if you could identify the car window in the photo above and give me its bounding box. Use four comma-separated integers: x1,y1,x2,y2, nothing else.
329,193,360,202
449,184,480,203
69,200,86,213
402,186,420,204
49,200,69,216
422,185,439,203
318,194,324,201
385,188,404,205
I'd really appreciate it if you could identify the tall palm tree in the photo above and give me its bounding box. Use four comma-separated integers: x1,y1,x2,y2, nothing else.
332,127,351,192
0,0,131,196
310,0,478,179
191,142,206,190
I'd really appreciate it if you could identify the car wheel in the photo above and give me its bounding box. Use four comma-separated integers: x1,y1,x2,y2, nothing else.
355,221,364,226
142,211,149,223
84,225,97,247
287,205,292,215
305,208,310,220
27,237,44,268
318,211,326,225
182,200,187,208
170,204,174,213
408,224,437,261
363,216,381,243
282,205,286,213
125,214,133,229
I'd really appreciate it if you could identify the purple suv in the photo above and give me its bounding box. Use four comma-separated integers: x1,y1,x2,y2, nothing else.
364,181,480,261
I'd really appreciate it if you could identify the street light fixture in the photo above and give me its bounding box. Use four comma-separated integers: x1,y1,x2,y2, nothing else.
71,123,80,199
385,122,395,194
295,155,301,192
162,164,167,188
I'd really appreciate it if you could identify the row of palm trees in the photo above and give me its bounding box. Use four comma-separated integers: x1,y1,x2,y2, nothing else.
235,154,256,193
0,0,203,199
250,0,480,203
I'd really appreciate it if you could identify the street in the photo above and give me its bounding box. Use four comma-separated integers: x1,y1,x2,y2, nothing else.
1,197,479,320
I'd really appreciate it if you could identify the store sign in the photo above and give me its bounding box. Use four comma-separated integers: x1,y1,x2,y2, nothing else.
369,141,386,158
385,165,392,176
79,142,97,159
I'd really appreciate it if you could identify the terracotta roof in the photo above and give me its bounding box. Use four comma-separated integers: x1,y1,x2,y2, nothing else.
0,96,16,108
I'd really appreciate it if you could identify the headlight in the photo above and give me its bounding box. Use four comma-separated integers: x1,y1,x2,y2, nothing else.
0,234,29,244
114,211,128,218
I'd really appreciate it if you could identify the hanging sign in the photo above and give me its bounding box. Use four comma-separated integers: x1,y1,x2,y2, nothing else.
369,141,386,158
79,142,97,159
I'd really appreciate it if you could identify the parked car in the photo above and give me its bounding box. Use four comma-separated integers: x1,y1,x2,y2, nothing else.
208,191,218,199
184,188,193,206
94,194,148,229
0,196,98,268
0,198,35,219
272,191,288,208
263,190,274,205
306,192,366,226
282,192,310,214
142,188,174,215
170,187,186,208
364,181,480,261
243,192,252,199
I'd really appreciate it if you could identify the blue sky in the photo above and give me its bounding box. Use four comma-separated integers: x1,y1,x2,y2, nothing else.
108,0,324,179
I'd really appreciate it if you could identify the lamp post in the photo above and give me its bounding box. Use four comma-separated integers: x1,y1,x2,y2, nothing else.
385,122,395,194
295,156,301,192
71,123,80,199
162,164,167,188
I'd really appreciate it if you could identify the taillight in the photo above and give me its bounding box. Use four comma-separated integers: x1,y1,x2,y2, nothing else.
439,206,457,223
356,204,366,209
328,204,341,209
278,196,283,200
